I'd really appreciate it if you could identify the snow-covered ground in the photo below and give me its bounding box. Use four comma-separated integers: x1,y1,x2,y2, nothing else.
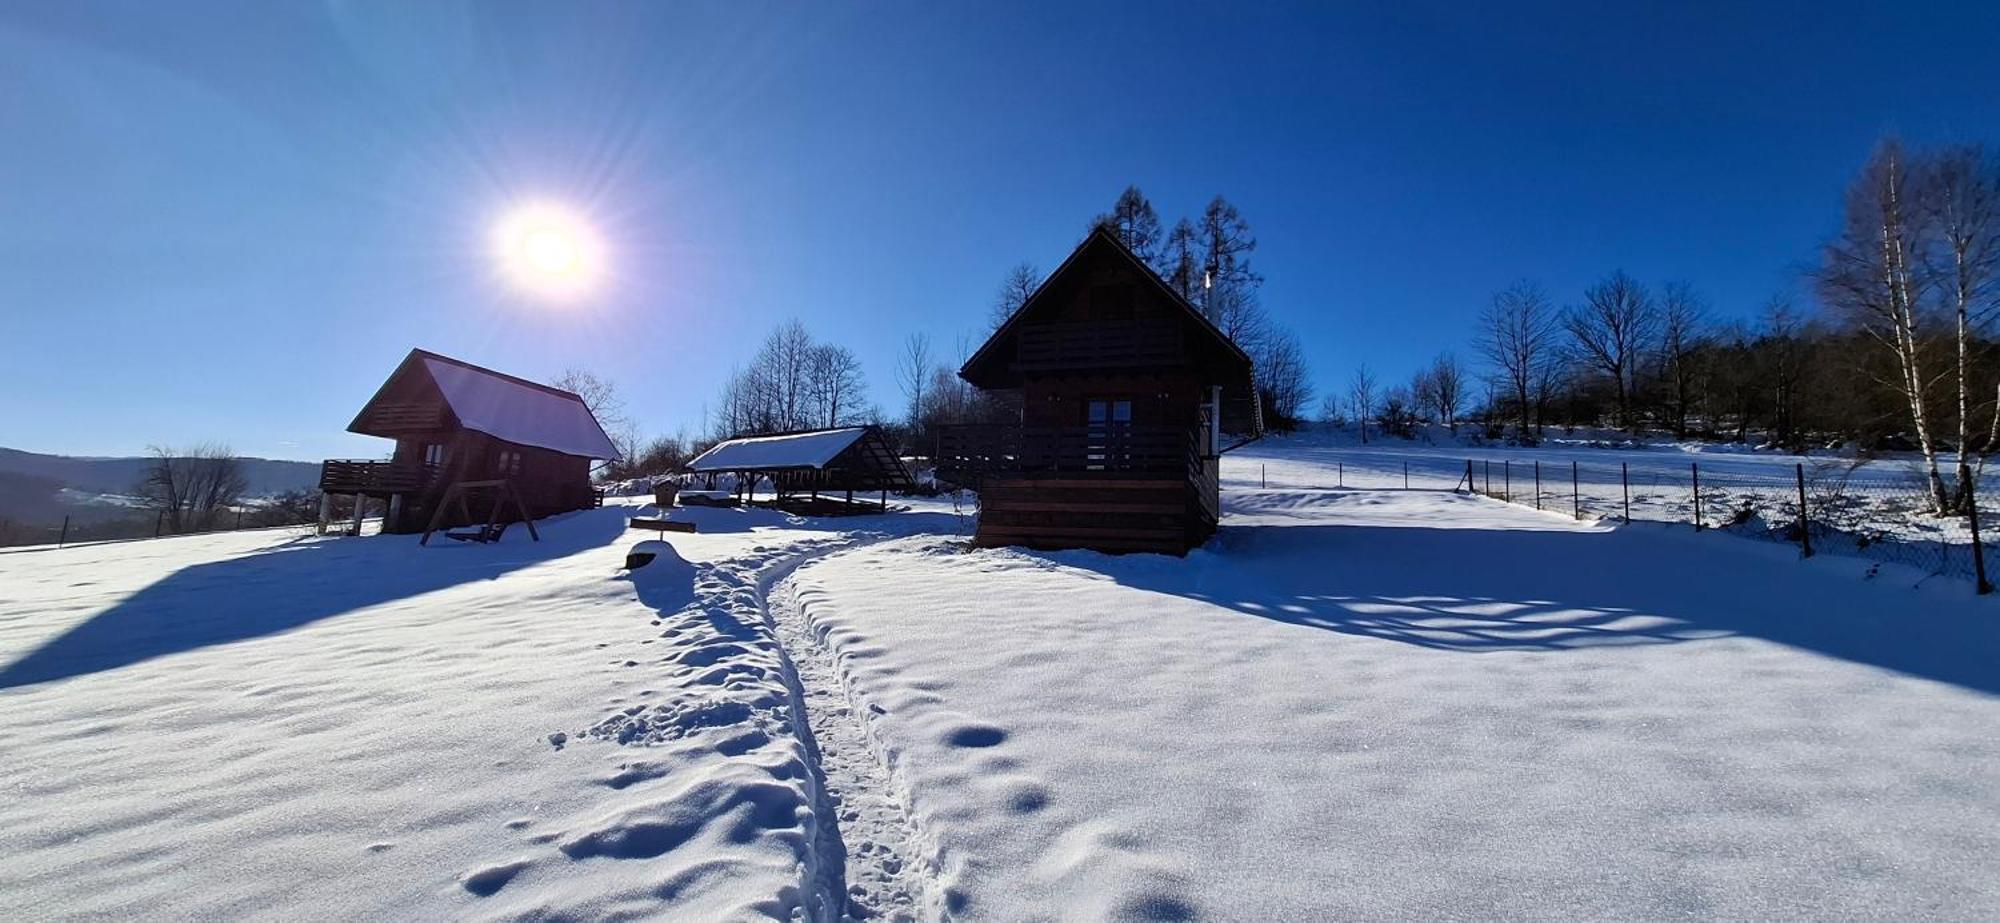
3,445,1996,920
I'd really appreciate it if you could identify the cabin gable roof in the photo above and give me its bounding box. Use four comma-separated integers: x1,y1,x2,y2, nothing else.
347,349,620,459
959,226,1253,389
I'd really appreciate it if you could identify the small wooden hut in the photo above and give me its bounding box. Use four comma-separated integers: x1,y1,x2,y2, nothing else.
320,349,620,534
686,426,914,512
937,226,1262,554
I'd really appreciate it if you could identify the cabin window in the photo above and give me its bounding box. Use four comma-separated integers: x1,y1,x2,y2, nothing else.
1086,399,1133,427
495,450,523,477
423,443,447,466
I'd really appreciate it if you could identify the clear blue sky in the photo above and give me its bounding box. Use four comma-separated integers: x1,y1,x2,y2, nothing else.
5,2,1999,460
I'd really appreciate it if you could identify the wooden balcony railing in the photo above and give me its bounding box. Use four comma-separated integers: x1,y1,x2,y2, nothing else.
1013,320,1185,372
319,459,435,495
935,424,1205,487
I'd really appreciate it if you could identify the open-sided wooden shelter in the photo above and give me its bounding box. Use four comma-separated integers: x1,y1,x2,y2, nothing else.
685,426,914,513
319,349,619,534
937,227,1262,554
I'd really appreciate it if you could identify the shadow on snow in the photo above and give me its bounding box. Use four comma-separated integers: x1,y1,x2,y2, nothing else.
0,508,631,689
1066,518,2000,697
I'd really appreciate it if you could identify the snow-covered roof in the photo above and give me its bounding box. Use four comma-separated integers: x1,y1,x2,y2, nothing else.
687,428,870,472
417,354,619,459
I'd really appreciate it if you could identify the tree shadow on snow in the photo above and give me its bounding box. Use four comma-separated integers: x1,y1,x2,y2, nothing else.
0,508,632,689
1080,522,2000,697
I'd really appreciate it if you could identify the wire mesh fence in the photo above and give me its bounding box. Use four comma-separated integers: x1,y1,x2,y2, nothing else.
1454,456,1993,590
1227,448,1993,591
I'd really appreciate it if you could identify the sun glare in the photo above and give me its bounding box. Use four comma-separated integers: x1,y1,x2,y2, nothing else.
492,203,605,301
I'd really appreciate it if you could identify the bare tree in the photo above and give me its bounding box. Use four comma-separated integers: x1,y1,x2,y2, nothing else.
1162,218,1201,302
1348,365,1378,444
551,368,628,434
1476,281,1559,442
898,332,933,432
1198,196,1261,325
1819,139,1950,511
806,343,867,429
138,443,248,533
1565,270,1659,433
1093,186,1164,267
989,263,1039,332
1655,281,1708,438
1429,352,1466,433
1920,144,2000,509
1254,328,1311,428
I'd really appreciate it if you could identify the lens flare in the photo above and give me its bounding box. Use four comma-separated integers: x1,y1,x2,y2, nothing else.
491,202,605,301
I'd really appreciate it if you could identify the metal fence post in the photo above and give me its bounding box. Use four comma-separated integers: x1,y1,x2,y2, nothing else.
1260,464,1266,489
1573,462,1581,521
1795,463,1813,559
1621,462,1631,522
1691,462,1703,531
1404,461,1409,490
1533,461,1542,510
58,515,70,549
155,510,164,538
1484,460,1491,495
1970,480,1992,594
1338,462,1343,488
1504,461,1512,503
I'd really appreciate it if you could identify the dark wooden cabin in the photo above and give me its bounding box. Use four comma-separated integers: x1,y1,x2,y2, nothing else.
937,227,1262,554
319,349,620,534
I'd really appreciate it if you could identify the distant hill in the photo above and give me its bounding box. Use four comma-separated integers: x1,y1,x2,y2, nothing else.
0,448,320,529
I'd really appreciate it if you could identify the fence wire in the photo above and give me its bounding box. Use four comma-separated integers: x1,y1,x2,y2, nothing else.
1230,450,1992,590
1455,456,1992,588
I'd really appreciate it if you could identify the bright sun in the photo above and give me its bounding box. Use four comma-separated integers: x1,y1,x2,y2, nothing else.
492,203,606,301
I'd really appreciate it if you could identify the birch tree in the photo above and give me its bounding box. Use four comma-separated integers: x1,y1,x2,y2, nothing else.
1920,144,2000,509
1818,140,1950,511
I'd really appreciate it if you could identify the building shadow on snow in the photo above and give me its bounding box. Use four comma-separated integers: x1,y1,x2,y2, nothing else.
1073,521,2000,697
0,508,631,689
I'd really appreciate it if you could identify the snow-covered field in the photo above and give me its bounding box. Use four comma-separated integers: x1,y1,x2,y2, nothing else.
3,445,1996,920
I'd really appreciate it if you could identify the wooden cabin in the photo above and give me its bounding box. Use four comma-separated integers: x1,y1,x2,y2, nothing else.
937,227,1262,554
685,426,914,513
319,349,620,534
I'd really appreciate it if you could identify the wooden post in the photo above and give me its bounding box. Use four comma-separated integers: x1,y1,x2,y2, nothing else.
1622,462,1631,522
388,494,404,534
879,488,887,512
1533,461,1542,510
1503,461,1511,503
1795,463,1813,559
350,494,366,537
58,515,69,549
1691,463,1703,531
318,492,332,536
1572,461,1581,520
155,509,164,538
1969,477,1992,594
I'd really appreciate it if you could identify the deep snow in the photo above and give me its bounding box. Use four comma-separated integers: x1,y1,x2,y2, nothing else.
781,487,2000,919
2,444,1996,921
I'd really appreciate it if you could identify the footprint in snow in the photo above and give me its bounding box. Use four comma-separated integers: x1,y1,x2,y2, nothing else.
460,859,531,896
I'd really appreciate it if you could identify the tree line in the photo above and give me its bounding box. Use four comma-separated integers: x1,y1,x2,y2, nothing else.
1335,136,1999,514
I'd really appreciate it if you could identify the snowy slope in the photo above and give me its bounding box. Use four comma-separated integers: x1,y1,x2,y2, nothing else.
3,443,1997,921
0,501,963,920
776,488,2000,919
